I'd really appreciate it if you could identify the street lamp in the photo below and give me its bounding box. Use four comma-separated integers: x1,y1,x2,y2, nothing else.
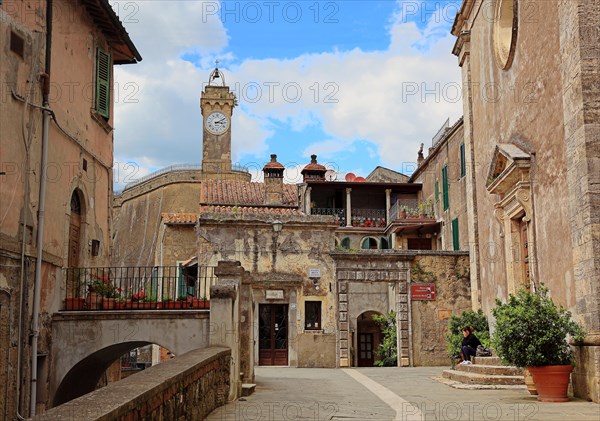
272,220,283,233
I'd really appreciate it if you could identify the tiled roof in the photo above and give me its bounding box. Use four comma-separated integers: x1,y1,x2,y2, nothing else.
161,213,198,224
200,180,297,206
200,206,305,216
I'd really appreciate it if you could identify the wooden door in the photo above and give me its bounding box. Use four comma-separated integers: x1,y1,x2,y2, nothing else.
68,192,82,268
258,304,288,366
358,333,374,367
519,219,530,286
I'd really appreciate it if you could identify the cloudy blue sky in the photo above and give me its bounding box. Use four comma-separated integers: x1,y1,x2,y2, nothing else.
111,0,463,189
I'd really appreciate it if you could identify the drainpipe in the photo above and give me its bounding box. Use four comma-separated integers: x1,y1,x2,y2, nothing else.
30,0,53,415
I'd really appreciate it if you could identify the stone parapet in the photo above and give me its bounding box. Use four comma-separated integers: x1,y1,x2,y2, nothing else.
33,347,230,421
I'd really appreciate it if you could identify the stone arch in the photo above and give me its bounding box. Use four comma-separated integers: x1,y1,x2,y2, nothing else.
52,341,173,407
360,237,378,250
356,310,384,367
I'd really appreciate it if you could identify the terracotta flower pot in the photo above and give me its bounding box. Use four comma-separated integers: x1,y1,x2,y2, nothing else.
86,292,101,310
102,298,116,309
64,297,85,310
528,365,573,402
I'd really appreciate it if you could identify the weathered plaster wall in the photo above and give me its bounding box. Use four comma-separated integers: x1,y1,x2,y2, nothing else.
197,214,338,368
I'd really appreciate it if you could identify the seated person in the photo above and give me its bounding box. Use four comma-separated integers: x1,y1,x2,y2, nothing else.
459,326,481,364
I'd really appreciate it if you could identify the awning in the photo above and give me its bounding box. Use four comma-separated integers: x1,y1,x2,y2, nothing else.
393,221,441,234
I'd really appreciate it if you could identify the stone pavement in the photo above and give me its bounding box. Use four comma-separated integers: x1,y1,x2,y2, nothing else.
205,367,600,421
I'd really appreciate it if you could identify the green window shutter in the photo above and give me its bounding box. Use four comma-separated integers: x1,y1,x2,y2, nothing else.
435,180,439,203
361,238,370,249
95,48,111,118
460,142,466,178
452,218,460,251
442,165,449,211
341,237,350,249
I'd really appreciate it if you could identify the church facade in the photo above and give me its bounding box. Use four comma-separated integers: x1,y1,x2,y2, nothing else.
451,0,599,402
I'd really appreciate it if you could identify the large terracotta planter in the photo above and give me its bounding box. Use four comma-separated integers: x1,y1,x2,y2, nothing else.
528,365,573,402
86,292,101,310
102,298,116,310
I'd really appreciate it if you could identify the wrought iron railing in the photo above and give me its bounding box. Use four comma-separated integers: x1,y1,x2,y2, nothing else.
120,163,249,192
350,208,386,228
311,208,346,226
63,266,216,311
389,201,435,220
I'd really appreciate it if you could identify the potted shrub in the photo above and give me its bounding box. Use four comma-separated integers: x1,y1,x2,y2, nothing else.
446,309,491,367
492,287,585,402
397,205,407,219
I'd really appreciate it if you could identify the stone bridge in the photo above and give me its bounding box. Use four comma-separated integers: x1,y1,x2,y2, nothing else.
49,310,210,406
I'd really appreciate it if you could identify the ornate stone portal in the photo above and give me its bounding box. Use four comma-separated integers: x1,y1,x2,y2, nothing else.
487,144,536,293
332,253,412,367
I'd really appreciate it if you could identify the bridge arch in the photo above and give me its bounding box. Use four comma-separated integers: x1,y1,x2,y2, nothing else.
53,341,160,406
49,312,210,407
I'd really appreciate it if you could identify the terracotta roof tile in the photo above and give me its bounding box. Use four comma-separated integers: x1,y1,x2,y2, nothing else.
200,180,297,206
200,206,305,216
161,213,198,224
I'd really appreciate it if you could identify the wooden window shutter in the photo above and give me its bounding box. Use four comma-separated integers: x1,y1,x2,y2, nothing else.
442,165,449,211
435,180,439,203
452,218,460,250
460,142,466,177
95,48,111,118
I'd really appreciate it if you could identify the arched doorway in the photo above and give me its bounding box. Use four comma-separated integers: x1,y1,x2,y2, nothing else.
356,311,383,367
68,190,83,268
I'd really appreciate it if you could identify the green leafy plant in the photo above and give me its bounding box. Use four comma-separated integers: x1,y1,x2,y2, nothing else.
492,287,585,367
411,262,438,283
88,274,121,298
446,309,491,361
373,311,397,367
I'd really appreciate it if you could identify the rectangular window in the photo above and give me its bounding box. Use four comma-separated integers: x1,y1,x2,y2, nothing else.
95,48,111,119
434,180,439,203
460,142,466,178
442,165,449,211
304,301,322,330
452,218,460,251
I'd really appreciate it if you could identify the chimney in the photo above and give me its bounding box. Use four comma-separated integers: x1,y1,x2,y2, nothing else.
417,143,425,167
263,154,285,206
301,154,327,182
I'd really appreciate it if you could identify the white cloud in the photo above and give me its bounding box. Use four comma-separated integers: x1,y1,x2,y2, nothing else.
111,0,462,181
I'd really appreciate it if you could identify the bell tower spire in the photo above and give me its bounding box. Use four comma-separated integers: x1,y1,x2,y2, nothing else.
201,63,236,177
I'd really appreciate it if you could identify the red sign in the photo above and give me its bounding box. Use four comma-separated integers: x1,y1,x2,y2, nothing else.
411,283,436,300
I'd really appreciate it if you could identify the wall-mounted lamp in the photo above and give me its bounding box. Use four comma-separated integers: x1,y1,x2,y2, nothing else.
272,220,283,233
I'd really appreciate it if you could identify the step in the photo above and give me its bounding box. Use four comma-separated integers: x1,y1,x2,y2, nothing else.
471,356,502,366
456,364,523,376
442,370,525,386
242,383,256,397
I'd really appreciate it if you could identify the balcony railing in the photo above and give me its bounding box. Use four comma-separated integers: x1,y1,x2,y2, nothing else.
389,201,435,221
311,208,387,227
63,266,216,311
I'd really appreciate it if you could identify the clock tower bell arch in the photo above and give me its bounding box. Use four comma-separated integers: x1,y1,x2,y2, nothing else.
201,66,236,175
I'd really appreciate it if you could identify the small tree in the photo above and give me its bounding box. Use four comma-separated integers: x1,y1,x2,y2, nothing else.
492,287,585,367
373,311,397,367
446,309,491,362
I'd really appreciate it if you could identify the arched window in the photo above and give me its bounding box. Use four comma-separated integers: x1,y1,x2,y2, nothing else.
340,237,351,249
380,237,389,250
361,237,378,250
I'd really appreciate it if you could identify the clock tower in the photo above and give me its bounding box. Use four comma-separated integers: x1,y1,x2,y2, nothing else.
201,66,236,175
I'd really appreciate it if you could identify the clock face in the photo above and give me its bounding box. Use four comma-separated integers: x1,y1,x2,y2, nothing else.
205,111,229,135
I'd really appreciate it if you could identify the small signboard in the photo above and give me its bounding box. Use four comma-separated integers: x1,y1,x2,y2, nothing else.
308,268,321,278
411,283,436,301
437,309,452,320
265,290,284,300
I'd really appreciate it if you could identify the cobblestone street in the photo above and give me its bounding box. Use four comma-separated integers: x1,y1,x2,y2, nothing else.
207,367,600,421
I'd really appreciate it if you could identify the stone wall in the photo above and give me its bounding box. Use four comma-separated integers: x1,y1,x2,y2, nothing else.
33,347,230,421
410,253,471,366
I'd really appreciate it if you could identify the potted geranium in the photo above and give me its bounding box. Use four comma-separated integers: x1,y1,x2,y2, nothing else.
492,287,585,402
87,274,121,309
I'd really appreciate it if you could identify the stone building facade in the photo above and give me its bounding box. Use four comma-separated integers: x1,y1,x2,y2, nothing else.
410,118,469,253
0,0,140,416
452,0,599,401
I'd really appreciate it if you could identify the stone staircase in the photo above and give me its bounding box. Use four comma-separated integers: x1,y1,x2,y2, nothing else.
441,356,526,389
